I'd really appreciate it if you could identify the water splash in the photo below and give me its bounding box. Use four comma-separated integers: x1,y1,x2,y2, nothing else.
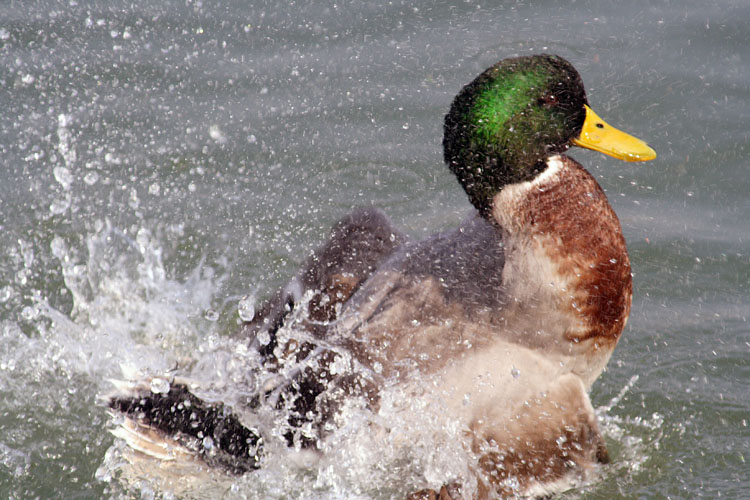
596,378,666,478
1,219,667,500
49,113,77,215
1,218,223,403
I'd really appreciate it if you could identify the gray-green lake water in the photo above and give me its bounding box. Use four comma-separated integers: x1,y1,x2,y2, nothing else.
1,0,748,498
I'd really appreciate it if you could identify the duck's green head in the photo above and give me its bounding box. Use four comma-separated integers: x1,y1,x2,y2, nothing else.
444,54,656,215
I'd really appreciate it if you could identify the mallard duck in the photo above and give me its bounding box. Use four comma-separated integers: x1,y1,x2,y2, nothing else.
109,54,656,499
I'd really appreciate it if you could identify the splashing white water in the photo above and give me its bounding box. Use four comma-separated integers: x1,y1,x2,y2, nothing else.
0,220,666,500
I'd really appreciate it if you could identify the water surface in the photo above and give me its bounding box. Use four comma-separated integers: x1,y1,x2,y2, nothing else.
1,0,748,498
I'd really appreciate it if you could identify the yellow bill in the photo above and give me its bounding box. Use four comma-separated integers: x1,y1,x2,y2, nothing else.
572,104,657,162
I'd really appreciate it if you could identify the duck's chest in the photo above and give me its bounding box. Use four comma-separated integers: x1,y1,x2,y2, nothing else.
491,155,632,385
339,156,631,389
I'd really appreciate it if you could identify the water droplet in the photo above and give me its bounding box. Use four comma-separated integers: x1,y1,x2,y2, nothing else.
15,269,28,286
204,309,219,321
139,483,155,500
202,436,214,450
372,361,382,374
150,378,170,394
49,196,71,215
53,166,73,190
0,286,13,303
209,124,226,144
238,295,256,321
104,152,119,164
83,171,99,185
20,305,40,321
128,187,139,209
556,435,567,448
511,367,521,379
256,330,271,346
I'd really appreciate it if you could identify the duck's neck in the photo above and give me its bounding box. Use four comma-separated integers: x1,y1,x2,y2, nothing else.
492,155,632,385
445,153,547,218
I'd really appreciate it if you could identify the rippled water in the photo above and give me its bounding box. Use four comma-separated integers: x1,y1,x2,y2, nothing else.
1,0,748,498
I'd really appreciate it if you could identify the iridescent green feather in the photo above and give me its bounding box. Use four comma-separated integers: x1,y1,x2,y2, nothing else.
443,55,587,214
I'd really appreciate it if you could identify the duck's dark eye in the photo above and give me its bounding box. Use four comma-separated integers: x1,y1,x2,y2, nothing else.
539,93,559,107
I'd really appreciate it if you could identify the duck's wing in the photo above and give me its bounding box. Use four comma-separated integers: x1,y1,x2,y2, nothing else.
239,206,408,359
107,379,262,475
334,212,508,361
